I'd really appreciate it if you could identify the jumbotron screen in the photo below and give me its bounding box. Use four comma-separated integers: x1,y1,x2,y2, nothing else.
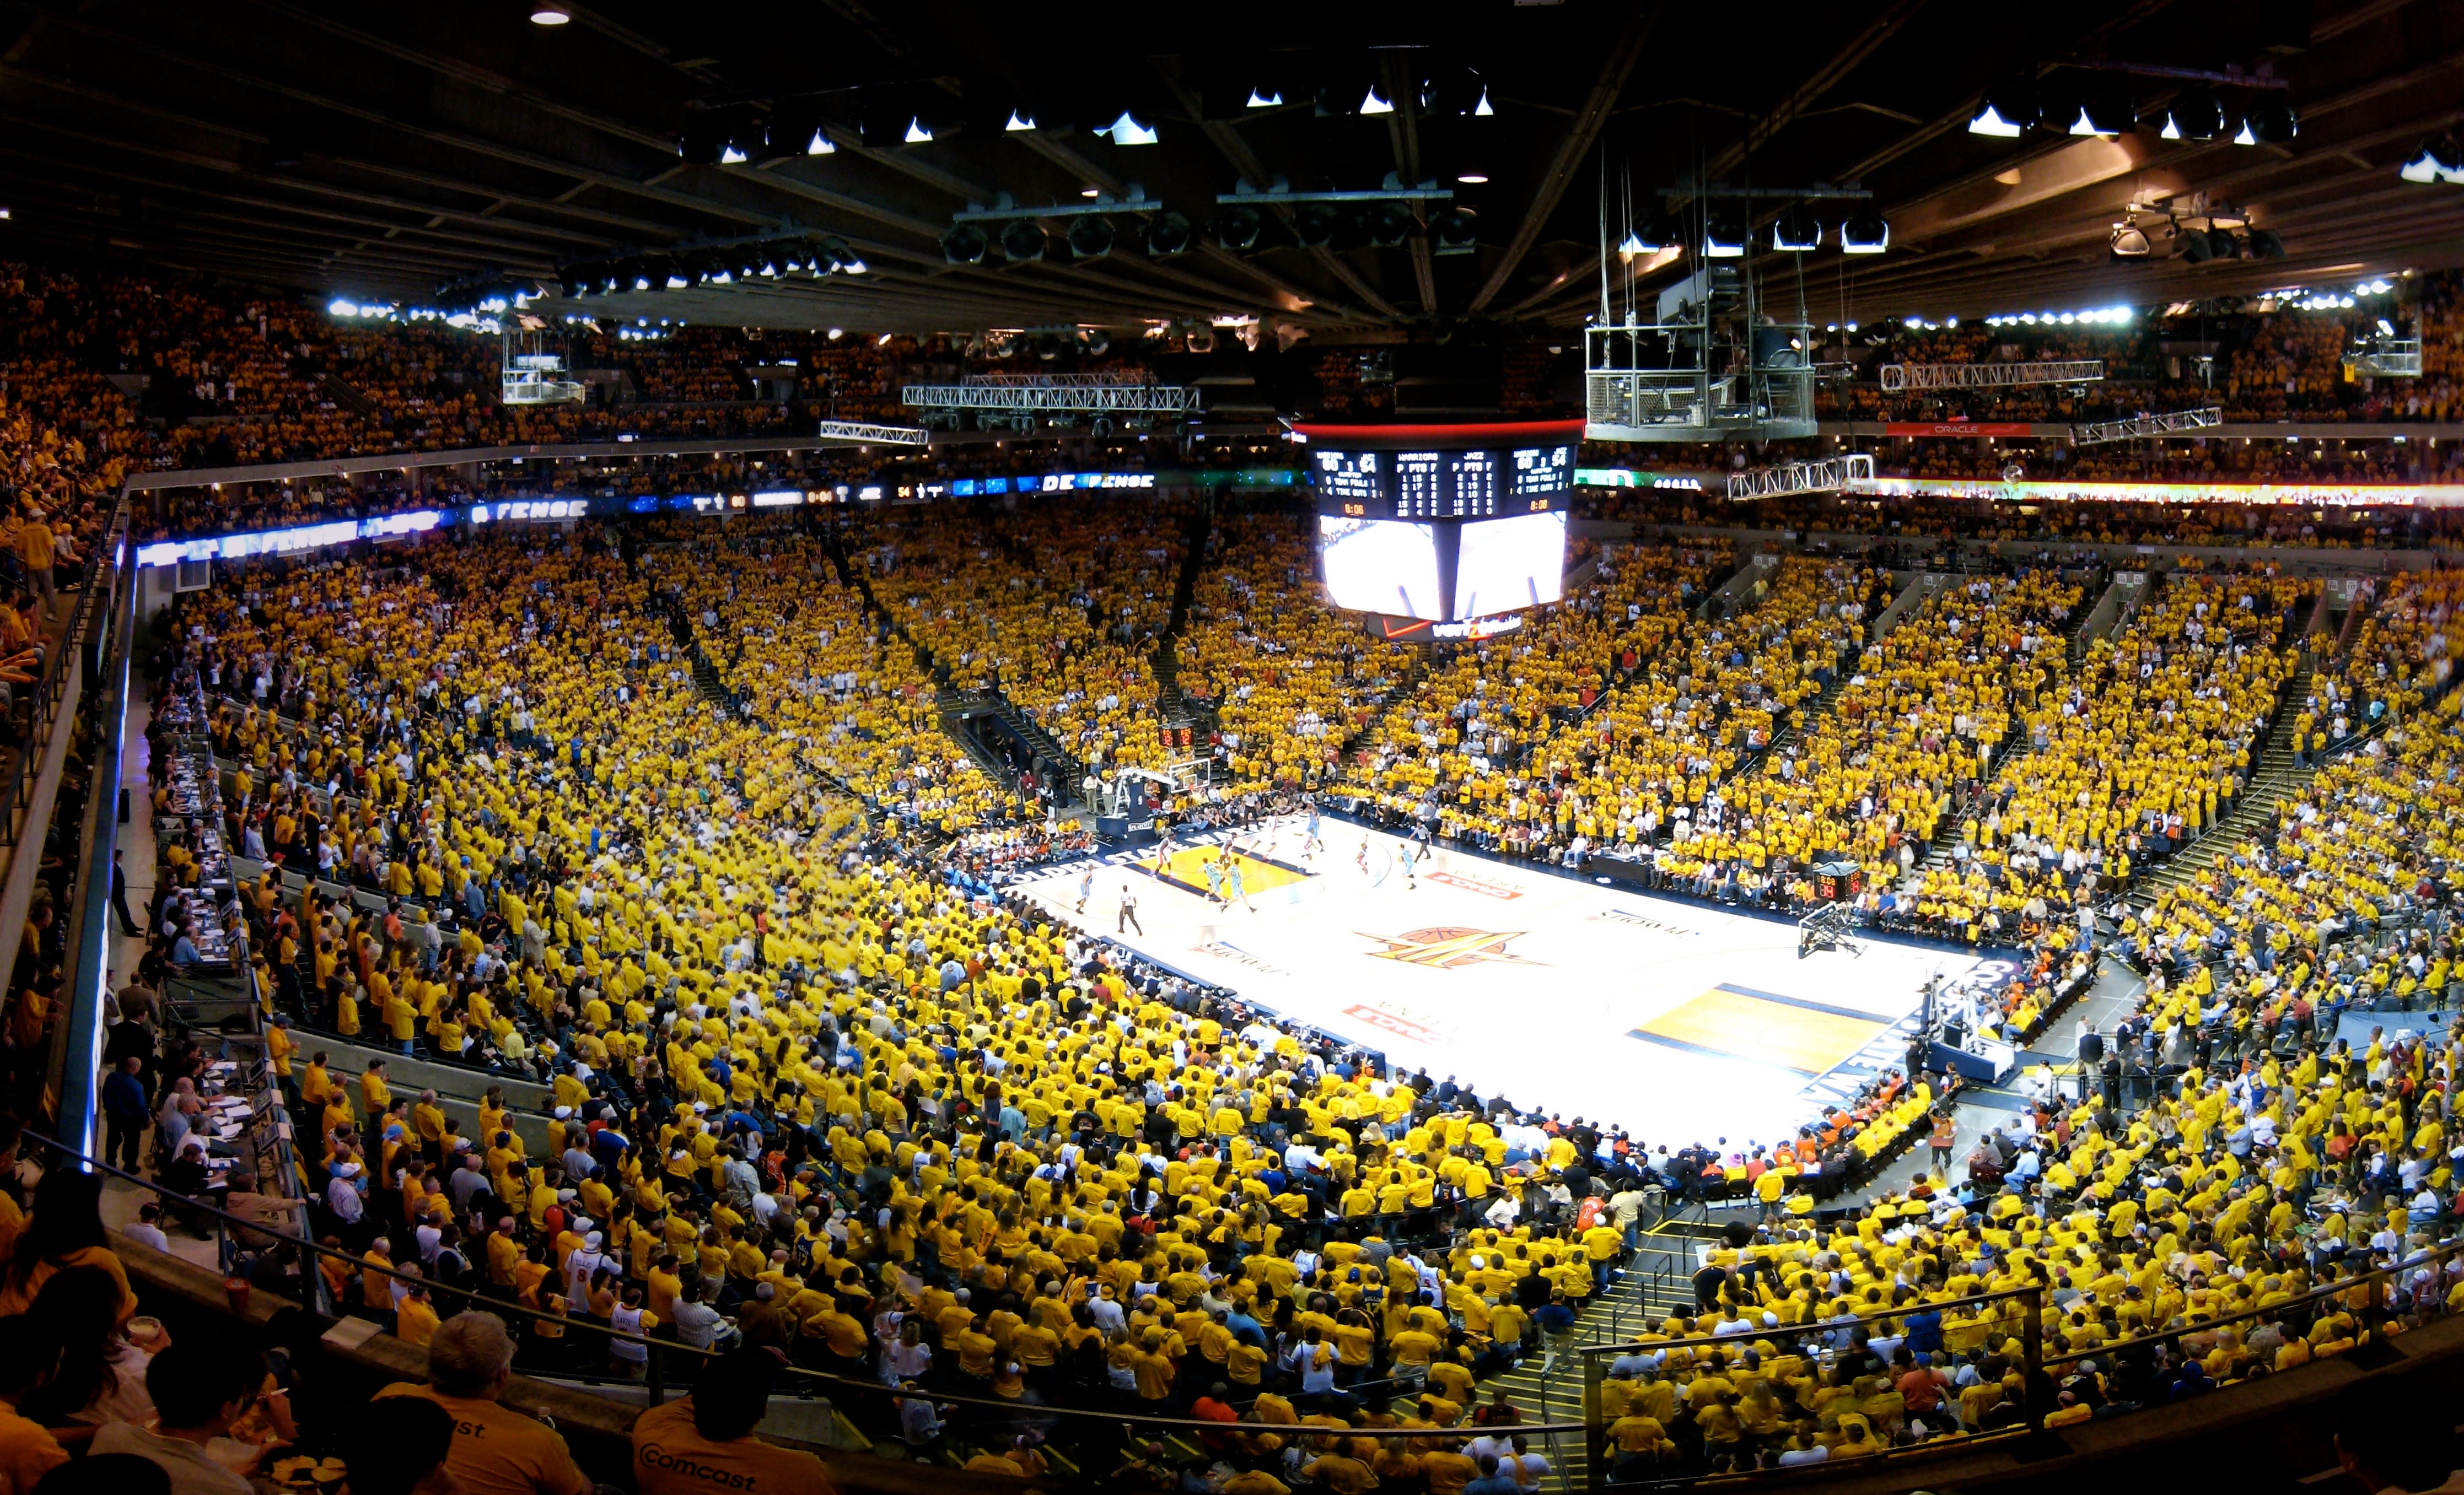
1301,421,1578,625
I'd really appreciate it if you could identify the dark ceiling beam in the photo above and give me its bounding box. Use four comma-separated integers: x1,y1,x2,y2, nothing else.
1465,3,1656,314
29,8,779,230
1701,0,1929,181
1149,57,1391,322
1384,53,1439,316
238,0,686,155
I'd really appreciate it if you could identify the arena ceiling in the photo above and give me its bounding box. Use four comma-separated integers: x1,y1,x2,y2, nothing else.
0,0,2458,334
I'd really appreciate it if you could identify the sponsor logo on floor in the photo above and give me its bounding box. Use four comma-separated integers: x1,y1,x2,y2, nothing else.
1342,1000,1446,1045
1357,926,1541,970
1425,868,1524,900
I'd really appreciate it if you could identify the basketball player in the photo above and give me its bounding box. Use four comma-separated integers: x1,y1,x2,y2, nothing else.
1301,803,1324,861
1399,838,1419,889
1075,866,1094,914
1356,839,1370,877
1203,856,1225,905
1226,859,1254,913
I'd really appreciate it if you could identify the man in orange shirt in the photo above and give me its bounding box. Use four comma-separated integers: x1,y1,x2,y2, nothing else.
632,1347,837,1495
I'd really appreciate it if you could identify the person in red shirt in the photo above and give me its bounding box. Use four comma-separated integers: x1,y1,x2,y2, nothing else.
1191,1383,1240,1453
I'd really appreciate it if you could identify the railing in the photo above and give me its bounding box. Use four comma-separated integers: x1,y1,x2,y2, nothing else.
0,498,126,856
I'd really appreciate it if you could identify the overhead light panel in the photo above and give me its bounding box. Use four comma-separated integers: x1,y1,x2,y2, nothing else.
1147,211,1193,257
1364,203,1413,247
1841,209,1889,255
1102,110,1159,145
1770,206,1821,252
942,224,989,265
2401,136,2463,183
1968,79,2036,137
1067,215,1115,260
1000,220,1048,261
530,3,571,23
1215,205,1262,251
2246,100,2298,144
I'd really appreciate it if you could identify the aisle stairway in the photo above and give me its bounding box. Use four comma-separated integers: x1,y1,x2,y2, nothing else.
2133,657,2326,907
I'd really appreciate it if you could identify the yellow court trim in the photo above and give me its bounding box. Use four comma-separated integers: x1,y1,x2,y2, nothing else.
1149,846,1312,896
1632,984,1886,1077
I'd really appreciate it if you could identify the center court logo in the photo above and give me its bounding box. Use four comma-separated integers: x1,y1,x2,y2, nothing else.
1357,926,1541,969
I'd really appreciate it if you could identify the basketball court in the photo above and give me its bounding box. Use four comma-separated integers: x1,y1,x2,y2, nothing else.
1013,822,1995,1152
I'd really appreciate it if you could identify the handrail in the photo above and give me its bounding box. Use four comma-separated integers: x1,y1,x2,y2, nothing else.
34,1132,1591,1437
0,499,122,855
1577,1282,2047,1358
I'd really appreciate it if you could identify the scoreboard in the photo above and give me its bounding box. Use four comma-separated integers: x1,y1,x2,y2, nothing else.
1299,419,1580,625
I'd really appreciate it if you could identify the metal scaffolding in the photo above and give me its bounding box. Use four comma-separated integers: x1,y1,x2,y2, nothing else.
2343,337,2423,377
1877,360,2106,392
2069,407,2223,445
1725,452,1875,500
813,420,931,446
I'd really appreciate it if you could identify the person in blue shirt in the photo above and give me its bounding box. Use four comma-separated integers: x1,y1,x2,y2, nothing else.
170,921,203,969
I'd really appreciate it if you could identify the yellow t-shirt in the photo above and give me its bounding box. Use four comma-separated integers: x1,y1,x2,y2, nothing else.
372,1385,591,1495
630,1397,838,1495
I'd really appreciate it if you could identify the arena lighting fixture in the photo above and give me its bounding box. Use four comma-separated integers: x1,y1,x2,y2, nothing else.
1294,202,1341,247
2162,89,2226,142
1456,158,1489,185
1364,202,1413,246
2246,99,2299,144
529,3,569,22
1005,109,1037,132
1246,85,1283,109
805,128,834,155
1841,208,1889,254
2110,219,2151,257
2401,136,2464,183
941,224,989,264
2080,87,2135,137
1702,214,1746,258
2247,228,2285,259
1360,86,1395,115
1145,211,1192,256
1067,215,1116,258
2178,226,2213,263
2234,119,2258,146
1431,205,1477,255
2207,226,2244,260
905,117,934,144
1968,79,2036,137
1617,229,1649,256
999,220,1048,261
1214,204,1263,250
719,143,749,164
1101,110,1159,145
1769,206,1821,252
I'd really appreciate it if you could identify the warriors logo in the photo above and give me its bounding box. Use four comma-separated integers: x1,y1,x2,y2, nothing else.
1357,926,1540,969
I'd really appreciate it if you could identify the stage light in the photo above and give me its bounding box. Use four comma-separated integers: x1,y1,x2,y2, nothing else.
2206,226,2243,260
1703,213,1745,258
1103,110,1159,145
2163,89,2225,142
1247,84,1283,109
841,257,867,274
530,3,570,22
1147,211,1192,256
720,144,749,164
1067,215,1116,259
2109,221,2151,257
1841,209,1889,254
2401,136,2464,183
2246,99,2298,144
2247,227,2285,259
1000,220,1048,261
806,127,834,155
1005,109,1037,132
2178,227,2212,263
1360,87,1394,116
1364,203,1413,247
1295,203,1341,247
665,272,690,289
1215,205,1263,251
942,224,989,264
1456,157,1489,185
1968,80,2036,138
1431,206,1477,255
2081,87,2134,137
1617,230,1648,256
905,117,934,144
2233,119,2258,146
1770,206,1821,252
